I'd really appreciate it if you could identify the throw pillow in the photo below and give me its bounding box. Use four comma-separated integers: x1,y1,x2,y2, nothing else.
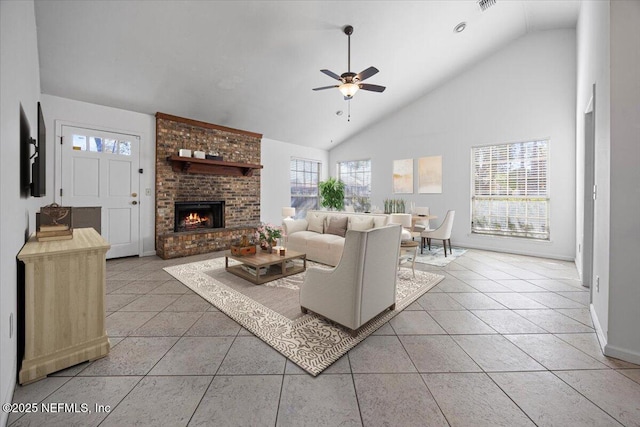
349,216,374,231
307,215,324,234
326,216,348,237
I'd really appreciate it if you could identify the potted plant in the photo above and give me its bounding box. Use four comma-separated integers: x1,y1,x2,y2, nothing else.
318,177,345,211
255,223,283,253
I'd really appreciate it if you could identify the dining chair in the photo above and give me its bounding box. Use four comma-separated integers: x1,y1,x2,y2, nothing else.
420,210,456,256
389,213,413,241
412,206,431,233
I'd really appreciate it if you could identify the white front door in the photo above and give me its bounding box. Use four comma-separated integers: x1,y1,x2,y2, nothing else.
60,125,140,259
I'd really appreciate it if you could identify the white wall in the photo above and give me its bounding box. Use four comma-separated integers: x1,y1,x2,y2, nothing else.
0,1,46,424
40,95,157,256
575,0,611,346
330,30,577,260
605,0,640,364
260,138,329,225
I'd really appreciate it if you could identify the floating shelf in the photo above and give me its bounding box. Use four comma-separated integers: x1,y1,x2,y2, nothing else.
166,155,263,177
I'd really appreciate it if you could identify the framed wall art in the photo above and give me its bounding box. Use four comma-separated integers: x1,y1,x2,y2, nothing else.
418,155,442,193
393,158,413,194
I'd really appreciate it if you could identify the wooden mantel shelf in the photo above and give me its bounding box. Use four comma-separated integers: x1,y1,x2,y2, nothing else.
166,155,263,177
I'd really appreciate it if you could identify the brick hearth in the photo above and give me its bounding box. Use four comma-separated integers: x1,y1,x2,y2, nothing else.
155,113,262,259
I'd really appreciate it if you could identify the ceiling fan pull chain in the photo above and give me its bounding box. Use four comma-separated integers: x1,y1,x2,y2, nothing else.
348,100,351,122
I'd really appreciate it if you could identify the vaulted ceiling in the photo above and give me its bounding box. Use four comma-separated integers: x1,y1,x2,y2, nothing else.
34,0,580,149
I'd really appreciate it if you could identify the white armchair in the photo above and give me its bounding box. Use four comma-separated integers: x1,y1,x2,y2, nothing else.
300,224,402,335
421,210,456,256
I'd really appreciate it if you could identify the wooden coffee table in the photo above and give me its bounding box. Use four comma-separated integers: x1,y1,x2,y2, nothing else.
224,249,307,285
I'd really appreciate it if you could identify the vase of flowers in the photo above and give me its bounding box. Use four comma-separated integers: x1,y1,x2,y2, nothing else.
255,223,282,254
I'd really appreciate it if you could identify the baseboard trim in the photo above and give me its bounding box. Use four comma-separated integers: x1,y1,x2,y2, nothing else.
143,250,157,257
590,303,607,352
458,243,575,262
604,343,640,365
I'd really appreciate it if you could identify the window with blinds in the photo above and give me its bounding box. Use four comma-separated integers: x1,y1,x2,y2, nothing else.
338,159,372,212
471,140,549,240
290,158,321,218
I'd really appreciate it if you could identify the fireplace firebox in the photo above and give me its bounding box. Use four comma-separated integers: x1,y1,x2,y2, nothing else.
174,201,224,232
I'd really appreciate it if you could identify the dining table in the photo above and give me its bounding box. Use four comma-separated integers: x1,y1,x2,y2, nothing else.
411,214,438,229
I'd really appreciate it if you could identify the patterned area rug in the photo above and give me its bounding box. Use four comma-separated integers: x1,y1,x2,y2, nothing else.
414,245,467,267
164,258,443,376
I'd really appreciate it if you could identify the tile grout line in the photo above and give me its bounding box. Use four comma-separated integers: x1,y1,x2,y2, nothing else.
95,375,147,427
547,369,626,426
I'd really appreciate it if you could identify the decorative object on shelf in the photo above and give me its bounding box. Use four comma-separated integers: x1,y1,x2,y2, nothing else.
318,177,345,211
282,207,296,220
178,148,192,157
256,223,283,254
418,155,443,194
384,198,406,214
193,150,206,159
205,151,223,161
36,203,73,241
393,158,414,194
166,155,263,176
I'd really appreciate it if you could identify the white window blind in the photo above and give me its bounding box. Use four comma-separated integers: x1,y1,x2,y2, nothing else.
471,140,549,240
290,158,321,218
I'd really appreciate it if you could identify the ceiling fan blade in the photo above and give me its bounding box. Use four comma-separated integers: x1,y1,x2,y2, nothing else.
320,69,342,81
355,66,379,82
358,83,386,93
312,85,339,91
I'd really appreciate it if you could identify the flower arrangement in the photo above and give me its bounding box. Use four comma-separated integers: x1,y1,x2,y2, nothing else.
255,223,283,247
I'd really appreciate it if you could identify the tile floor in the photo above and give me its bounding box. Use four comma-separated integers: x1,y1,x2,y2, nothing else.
8,249,640,426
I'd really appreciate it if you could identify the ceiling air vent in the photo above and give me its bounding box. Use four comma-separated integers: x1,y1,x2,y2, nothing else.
478,0,496,12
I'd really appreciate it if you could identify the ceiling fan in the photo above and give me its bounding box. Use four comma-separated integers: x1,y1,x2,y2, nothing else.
313,25,386,100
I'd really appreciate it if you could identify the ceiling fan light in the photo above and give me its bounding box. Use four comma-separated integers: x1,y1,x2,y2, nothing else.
339,83,359,98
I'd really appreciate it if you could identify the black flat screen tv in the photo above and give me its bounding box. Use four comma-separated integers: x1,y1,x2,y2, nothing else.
31,102,45,197
19,106,31,196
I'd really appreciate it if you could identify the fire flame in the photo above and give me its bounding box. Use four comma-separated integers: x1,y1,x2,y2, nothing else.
185,212,206,225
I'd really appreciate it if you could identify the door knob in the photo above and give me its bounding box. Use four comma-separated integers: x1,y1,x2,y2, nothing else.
131,192,137,197
132,201,138,205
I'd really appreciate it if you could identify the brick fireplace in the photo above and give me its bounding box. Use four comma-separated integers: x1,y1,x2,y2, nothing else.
174,201,224,232
155,113,262,259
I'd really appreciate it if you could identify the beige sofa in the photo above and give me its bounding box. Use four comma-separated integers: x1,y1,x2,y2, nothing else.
283,210,389,266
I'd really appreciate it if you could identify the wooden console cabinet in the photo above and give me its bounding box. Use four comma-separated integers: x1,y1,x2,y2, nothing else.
17,228,111,384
